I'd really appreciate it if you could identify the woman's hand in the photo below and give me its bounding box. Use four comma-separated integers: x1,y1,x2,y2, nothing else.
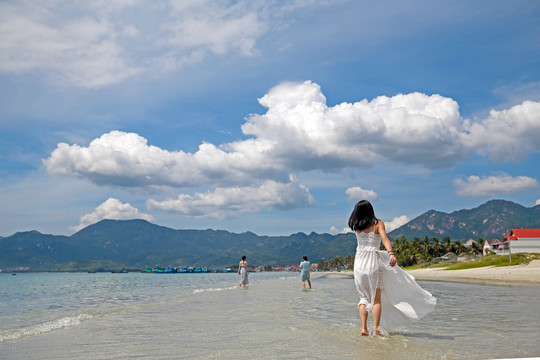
389,254,397,267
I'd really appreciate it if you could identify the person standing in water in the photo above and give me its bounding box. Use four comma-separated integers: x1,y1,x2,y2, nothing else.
299,256,312,289
238,255,249,286
349,200,436,337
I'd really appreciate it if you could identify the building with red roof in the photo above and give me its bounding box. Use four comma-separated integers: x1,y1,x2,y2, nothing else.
503,229,540,254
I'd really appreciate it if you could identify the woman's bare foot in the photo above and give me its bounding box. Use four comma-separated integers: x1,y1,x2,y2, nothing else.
361,329,369,336
373,329,382,337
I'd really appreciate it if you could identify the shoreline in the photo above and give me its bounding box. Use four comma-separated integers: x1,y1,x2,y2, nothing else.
319,260,540,286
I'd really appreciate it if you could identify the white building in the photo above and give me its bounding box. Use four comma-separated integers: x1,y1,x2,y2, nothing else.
504,229,540,254
484,239,510,255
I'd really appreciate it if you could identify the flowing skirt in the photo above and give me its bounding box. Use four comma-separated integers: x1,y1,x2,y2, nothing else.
354,250,436,327
240,267,249,285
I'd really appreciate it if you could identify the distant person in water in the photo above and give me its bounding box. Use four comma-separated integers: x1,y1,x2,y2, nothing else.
238,255,249,286
299,256,311,289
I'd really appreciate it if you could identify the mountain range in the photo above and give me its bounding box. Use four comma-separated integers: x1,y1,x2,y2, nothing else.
389,199,540,240
1,199,538,271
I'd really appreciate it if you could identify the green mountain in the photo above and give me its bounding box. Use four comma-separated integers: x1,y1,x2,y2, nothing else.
1,199,537,271
0,219,356,271
389,199,540,241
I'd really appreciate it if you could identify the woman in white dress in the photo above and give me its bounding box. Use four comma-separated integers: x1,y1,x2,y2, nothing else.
238,255,249,286
349,200,436,336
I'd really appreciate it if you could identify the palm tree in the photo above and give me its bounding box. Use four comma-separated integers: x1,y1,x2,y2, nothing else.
431,237,441,257
452,240,466,255
422,236,431,262
470,239,484,256
443,236,453,253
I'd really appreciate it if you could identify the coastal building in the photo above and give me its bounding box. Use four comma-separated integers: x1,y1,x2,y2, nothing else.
456,253,470,262
504,229,540,253
432,252,458,263
464,239,477,249
484,239,510,255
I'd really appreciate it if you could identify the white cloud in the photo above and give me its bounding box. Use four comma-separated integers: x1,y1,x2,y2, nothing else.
385,215,410,233
44,81,540,191
147,178,315,219
0,12,140,87
0,1,299,87
243,81,467,169
462,101,540,162
162,5,266,56
331,215,408,235
329,226,353,235
72,198,154,232
454,174,539,197
43,131,287,188
345,187,378,202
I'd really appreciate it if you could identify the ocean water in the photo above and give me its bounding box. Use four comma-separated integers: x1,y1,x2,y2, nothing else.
1,271,539,360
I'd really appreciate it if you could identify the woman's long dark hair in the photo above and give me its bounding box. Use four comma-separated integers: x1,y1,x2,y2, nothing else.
348,200,378,232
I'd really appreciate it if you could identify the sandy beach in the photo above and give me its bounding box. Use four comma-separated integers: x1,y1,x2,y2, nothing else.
406,260,540,285
322,260,540,285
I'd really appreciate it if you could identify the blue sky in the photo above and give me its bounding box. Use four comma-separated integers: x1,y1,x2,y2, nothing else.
1,0,539,237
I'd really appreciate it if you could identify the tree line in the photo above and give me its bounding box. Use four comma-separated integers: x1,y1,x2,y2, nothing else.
318,236,485,271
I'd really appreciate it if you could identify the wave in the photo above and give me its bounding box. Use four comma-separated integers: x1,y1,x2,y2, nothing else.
0,312,96,342
192,285,238,293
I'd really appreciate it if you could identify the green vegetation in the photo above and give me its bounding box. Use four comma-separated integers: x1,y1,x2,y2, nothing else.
318,235,539,272
428,253,540,270
318,235,485,271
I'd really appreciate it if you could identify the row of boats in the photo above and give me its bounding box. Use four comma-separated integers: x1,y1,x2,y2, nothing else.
143,266,237,274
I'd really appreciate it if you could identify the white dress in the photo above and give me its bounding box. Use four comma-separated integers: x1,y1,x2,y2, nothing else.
354,226,436,327
240,264,249,285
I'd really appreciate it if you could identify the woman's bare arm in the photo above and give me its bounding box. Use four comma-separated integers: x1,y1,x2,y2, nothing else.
377,220,397,267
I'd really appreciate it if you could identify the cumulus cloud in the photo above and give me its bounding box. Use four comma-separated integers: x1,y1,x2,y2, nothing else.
146,178,315,219
346,187,378,202
43,81,540,218
71,198,154,232
46,82,540,186
43,131,287,187
243,81,466,169
462,101,540,162
454,174,539,197
385,215,410,233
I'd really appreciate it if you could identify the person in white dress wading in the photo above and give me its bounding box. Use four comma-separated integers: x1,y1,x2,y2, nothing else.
238,255,249,287
348,200,436,337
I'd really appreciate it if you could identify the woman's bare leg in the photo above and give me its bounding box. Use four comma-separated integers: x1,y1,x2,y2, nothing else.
372,289,382,335
358,304,368,335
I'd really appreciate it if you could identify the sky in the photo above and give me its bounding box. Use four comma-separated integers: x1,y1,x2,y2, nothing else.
1,0,539,238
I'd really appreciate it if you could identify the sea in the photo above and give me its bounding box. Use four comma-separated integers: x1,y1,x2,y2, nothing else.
1,271,539,360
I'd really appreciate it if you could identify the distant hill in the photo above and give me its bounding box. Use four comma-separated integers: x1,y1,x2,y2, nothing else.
1,199,538,271
389,199,540,241
0,219,356,271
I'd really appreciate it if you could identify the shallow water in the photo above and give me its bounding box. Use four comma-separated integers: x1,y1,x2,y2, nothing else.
1,272,539,359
